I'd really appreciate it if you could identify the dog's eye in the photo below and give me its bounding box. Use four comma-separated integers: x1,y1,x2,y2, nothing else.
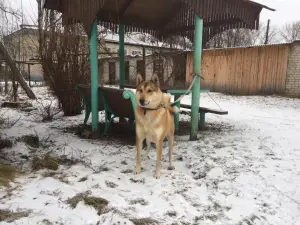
147,90,152,93
138,89,142,93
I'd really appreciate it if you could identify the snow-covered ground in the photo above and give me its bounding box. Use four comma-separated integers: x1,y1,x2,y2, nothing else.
0,86,300,225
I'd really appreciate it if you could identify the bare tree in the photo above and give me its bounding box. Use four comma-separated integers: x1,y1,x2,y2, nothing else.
206,22,279,49
0,0,21,20
37,0,90,116
280,21,300,43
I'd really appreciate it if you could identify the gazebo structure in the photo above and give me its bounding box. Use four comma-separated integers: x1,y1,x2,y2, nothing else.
42,0,274,140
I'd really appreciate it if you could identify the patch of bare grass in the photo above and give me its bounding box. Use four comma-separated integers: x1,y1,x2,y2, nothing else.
0,163,19,186
19,134,40,148
0,209,30,222
129,198,148,206
66,192,109,215
42,171,69,184
31,153,59,171
0,137,13,150
129,218,159,225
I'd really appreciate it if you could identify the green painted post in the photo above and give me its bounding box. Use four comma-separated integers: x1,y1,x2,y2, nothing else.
190,15,203,141
174,95,180,131
90,20,99,132
119,24,125,89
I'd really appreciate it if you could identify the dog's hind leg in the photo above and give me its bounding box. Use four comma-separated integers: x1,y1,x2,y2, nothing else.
154,141,163,179
144,140,151,161
136,136,144,175
167,135,175,171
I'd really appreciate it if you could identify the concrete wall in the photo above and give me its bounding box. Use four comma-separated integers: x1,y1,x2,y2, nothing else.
285,41,300,97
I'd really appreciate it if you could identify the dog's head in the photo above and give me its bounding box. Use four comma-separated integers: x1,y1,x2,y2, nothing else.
136,73,163,108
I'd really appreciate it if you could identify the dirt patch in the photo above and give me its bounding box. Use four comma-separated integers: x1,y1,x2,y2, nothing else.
0,137,13,150
20,102,36,112
105,180,118,188
40,219,53,225
78,176,88,182
64,122,135,146
67,192,109,215
130,177,145,184
129,198,148,206
0,209,30,222
166,211,177,217
1,102,21,109
121,169,133,174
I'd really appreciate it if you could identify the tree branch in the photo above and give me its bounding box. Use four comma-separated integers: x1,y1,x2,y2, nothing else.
0,4,21,19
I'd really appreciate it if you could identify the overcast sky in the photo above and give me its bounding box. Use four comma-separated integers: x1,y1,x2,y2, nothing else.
17,0,300,28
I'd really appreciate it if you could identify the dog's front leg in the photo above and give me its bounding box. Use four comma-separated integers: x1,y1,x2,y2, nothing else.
144,140,151,161
154,141,163,179
135,136,144,175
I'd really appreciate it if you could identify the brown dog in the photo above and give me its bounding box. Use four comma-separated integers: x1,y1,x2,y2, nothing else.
135,73,178,179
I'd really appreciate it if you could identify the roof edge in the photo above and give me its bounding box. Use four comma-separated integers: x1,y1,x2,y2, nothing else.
246,0,276,11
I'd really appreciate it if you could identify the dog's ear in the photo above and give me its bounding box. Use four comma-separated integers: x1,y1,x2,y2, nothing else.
136,73,144,86
151,73,160,87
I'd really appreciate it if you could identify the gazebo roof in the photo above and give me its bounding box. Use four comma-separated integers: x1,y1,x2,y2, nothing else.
42,0,274,44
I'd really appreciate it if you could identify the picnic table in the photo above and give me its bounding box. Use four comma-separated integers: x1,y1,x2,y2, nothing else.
167,89,209,131
123,84,216,131
76,84,228,135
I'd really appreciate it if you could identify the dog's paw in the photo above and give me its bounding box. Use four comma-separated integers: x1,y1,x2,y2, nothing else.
135,168,141,175
153,174,160,179
167,165,175,170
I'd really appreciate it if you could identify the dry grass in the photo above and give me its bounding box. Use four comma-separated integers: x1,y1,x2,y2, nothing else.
67,192,109,215
129,218,160,225
0,163,19,186
31,154,59,171
20,134,40,148
129,198,149,206
0,209,30,222
0,137,13,150
42,171,69,184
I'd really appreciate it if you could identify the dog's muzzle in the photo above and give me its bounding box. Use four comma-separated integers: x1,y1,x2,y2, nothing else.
139,99,145,106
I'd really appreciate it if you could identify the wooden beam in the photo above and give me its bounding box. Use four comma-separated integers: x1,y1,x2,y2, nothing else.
161,18,243,36
98,11,158,30
0,42,36,99
118,0,134,19
159,2,183,30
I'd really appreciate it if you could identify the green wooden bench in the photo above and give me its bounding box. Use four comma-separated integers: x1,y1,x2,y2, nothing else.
76,84,137,135
180,104,228,129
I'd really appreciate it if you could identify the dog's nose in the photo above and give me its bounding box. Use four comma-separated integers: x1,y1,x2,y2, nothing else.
139,99,145,106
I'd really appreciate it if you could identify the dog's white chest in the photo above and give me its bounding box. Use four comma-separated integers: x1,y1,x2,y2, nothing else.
137,111,164,143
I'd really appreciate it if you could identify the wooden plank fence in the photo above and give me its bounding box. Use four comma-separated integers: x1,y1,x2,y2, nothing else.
186,44,289,95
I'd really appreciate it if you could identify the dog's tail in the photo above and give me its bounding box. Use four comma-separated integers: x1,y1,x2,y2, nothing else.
167,105,180,114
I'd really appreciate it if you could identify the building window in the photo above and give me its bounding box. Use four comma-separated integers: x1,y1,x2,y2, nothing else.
132,50,142,55
117,48,127,55
153,58,164,80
